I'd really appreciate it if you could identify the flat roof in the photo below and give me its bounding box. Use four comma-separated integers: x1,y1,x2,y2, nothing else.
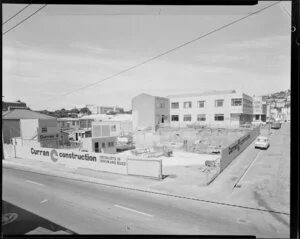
167,90,237,99
2,109,56,120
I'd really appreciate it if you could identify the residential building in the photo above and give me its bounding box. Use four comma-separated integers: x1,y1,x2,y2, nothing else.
2,109,56,144
168,90,253,128
252,96,267,123
132,93,170,131
57,118,80,130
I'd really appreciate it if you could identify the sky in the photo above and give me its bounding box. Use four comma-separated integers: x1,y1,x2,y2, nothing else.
2,2,291,111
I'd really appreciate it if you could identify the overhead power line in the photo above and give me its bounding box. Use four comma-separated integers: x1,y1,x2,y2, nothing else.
2,4,31,25
3,4,47,36
61,1,279,97
279,2,291,19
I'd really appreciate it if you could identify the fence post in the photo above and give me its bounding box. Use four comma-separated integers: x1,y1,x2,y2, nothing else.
160,159,163,180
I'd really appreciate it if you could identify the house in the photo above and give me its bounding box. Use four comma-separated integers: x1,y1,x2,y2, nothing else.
2,109,57,144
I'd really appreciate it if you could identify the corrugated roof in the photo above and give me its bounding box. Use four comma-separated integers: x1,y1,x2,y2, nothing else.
166,90,237,99
2,109,56,120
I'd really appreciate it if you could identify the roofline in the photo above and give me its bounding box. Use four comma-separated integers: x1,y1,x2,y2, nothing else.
166,90,238,99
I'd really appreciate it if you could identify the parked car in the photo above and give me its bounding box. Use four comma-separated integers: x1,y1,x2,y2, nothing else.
255,136,270,149
271,121,281,129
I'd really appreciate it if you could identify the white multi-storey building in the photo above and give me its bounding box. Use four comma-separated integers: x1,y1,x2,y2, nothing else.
252,96,267,123
167,90,253,128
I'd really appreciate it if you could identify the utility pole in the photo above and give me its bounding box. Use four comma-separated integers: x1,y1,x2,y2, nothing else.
2,96,4,160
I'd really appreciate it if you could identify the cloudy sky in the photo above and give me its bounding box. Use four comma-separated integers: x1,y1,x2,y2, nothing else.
3,2,291,111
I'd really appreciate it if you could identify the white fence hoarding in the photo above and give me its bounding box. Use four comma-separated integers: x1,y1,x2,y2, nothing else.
13,145,162,179
220,126,260,172
127,158,162,179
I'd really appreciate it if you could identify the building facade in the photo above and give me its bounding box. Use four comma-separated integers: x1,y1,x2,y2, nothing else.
252,96,267,123
168,90,253,128
132,93,170,131
2,109,56,144
19,118,60,148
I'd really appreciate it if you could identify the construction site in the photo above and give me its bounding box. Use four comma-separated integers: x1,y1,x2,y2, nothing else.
118,126,256,185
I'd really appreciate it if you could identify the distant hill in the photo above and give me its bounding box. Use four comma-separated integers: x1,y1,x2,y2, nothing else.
261,89,290,101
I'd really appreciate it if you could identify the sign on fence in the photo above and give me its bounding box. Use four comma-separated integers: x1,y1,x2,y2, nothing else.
13,145,162,179
220,126,260,172
15,145,127,174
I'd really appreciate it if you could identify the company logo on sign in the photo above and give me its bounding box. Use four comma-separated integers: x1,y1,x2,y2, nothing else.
50,149,58,162
228,133,250,155
39,134,58,141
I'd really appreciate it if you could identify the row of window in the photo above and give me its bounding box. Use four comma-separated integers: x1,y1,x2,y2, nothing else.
95,141,115,149
171,98,244,109
171,114,225,122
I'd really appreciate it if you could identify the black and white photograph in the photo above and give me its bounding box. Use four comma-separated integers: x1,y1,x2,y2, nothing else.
2,1,296,237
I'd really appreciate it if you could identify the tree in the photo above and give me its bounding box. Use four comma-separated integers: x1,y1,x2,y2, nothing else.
70,108,80,114
80,107,92,115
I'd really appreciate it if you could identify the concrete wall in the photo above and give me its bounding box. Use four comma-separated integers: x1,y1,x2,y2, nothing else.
132,94,155,130
2,119,20,143
20,119,39,139
220,126,260,172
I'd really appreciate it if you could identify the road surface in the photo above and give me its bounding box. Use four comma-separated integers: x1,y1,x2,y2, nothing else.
3,166,288,237
2,200,75,235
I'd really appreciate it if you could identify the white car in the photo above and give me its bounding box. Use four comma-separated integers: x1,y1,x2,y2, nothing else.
254,136,270,149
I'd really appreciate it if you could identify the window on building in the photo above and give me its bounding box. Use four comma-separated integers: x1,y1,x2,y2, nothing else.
111,125,116,132
171,115,179,121
255,115,260,120
214,114,224,121
72,121,75,126
215,99,224,107
171,102,179,109
95,142,99,153
197,114,206,121
41,128,47,133
102,142,106,148
197,101,205,108
183,102,192,108
183,115,192,121
231,98,242,106
108,142,114,147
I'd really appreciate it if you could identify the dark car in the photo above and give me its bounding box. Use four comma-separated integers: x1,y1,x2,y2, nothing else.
271,121,281,129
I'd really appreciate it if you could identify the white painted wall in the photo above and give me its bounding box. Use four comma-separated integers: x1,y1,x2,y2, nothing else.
169,92,253,128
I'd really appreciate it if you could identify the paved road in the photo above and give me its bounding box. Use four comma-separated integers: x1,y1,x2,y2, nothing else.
2,201,75,235
231,123,290,214
3,166,288,237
